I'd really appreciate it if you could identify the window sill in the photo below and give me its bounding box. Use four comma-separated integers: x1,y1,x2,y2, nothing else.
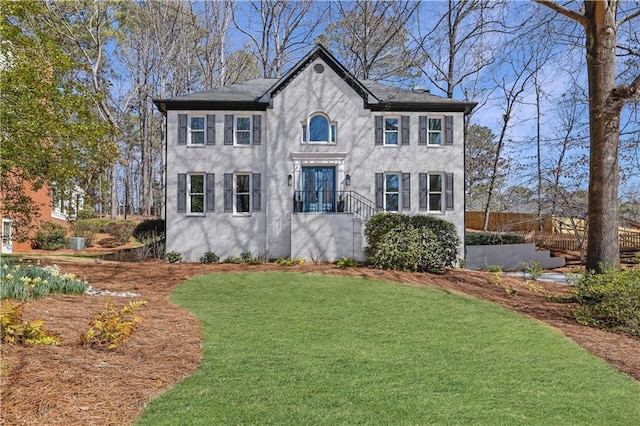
186,213,206,217
232,212,252,217
187,144,206,148
233,144,253,148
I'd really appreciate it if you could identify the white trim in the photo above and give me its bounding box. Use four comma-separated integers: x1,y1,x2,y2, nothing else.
233,172,252,216
234,116,252,146
187,173,206,216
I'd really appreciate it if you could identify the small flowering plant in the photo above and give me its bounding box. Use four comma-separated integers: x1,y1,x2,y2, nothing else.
0,261,87,301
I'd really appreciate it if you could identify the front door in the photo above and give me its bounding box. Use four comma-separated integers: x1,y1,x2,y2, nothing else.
301,167,335,212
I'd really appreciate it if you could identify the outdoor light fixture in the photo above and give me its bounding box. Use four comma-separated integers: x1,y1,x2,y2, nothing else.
345,174,351,186
288,174,293,186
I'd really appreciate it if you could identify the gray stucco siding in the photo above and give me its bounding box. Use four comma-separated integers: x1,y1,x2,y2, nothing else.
163,53,469,263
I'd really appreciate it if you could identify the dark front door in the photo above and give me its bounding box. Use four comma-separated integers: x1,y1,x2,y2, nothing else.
301,166,335,212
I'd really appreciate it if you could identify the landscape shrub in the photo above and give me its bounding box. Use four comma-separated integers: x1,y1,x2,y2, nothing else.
200,252,219,264
132,219,165,241
369,226,449,273
466,232,525,246
79,298,148,350
0,262,87,301
365,213,459,273
572,268,640,337
275,257,304,266
31,222,68,250
72,220,101,247
224,252,264,265
75,206,96,220
103,221,136,245
336,257,358,268
1,300,61,346
165,251,182,263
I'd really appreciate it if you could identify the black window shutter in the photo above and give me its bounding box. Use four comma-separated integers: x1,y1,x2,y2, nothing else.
206,173,215,212
177,174,187,212
252,173,261,211
444,115,454,145
178,114,187,145
375,173,384,210
374,116,383,145
206,114,216,145
445,172,454,210
402,173,410,210
401,116,410,145
419,173,427,210
418,116,427,145
252,115,262,145
223,173,233,212
224,115,234,145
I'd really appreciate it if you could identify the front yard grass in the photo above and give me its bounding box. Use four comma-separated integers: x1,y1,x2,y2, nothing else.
136,272,640,425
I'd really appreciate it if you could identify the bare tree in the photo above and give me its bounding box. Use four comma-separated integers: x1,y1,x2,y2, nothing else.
233,0,325,78
414,0,506,99
320,0,419,83
535,0,640,272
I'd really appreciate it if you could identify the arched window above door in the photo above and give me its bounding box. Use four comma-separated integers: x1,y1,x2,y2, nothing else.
301,112,336,144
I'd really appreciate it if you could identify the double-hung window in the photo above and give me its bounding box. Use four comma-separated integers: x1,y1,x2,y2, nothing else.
190,117,205,145
235,174,251,213
428,118,442,145
224,172,261,214
384,174,400,211
188,174,205,214
236,117,251,145
177,173,215,214
419,172,453,212
427,173,442,211
384,117,399,145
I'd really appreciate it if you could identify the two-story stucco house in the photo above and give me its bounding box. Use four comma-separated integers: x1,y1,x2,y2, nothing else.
154,45,475,263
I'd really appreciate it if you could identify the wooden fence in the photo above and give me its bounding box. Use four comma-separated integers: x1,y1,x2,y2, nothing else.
509,231,640,253
466,211,554,232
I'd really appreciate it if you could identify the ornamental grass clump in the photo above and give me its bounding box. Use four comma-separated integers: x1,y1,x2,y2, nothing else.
0,262,87,301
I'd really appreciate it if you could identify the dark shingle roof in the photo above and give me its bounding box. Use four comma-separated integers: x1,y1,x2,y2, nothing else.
153,45,476,114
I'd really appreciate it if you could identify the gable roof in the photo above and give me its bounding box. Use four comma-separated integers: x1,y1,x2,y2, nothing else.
153,45,476,114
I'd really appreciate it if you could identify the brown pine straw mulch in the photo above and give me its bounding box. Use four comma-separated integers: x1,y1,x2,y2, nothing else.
1,260,639,425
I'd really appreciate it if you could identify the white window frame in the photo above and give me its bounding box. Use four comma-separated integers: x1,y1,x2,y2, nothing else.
384,173,400,212
235,116,252,146
187,173,205,215
384,117,399,146
234,173,252,215
302,113,336,144
188,116,206,146
427,173,444,212
427,117,443,146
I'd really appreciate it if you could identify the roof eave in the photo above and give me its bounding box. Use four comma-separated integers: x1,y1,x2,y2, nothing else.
152,99,269,113
368,101,478,113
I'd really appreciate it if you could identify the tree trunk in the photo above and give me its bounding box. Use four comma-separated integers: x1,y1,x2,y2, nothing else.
584,1,621,272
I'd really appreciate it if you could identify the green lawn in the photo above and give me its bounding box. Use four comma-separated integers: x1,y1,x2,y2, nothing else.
136,272,640,425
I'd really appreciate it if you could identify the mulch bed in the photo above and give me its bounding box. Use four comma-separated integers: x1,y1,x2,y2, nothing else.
1,260,638,425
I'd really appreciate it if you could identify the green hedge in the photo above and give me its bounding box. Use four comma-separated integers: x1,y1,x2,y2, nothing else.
465,232,525,246
365,213,459,273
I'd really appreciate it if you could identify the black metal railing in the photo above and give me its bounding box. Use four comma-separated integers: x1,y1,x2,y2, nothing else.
293,190,379,222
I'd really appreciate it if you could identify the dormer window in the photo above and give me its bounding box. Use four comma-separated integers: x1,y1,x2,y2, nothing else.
302,113,336,144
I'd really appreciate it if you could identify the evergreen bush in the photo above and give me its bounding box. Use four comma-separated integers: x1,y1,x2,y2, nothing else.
31,222,68,250
365,213,459,274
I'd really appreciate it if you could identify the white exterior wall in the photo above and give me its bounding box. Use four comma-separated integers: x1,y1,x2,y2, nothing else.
165,57,466,262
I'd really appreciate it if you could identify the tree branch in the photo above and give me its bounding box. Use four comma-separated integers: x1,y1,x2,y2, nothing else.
617,8,640,26
533,0,588,27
